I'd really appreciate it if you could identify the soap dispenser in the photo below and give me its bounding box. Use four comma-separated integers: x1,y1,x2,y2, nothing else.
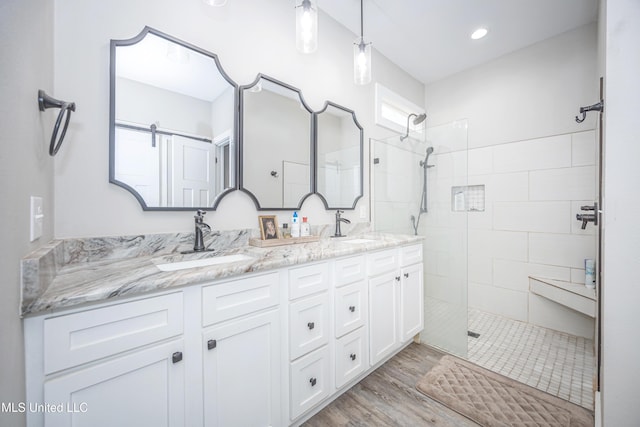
301,217,310,237
291,212,301,238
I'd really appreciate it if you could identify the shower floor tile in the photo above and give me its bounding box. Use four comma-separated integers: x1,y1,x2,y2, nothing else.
467,308,595,409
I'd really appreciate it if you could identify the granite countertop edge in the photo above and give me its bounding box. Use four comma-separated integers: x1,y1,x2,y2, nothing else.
22,232,423,317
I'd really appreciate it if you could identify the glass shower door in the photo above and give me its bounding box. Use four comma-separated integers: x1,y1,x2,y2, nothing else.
371,119,469,357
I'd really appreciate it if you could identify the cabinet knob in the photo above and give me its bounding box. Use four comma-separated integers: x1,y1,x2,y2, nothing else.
307,322,315,330
395,276,401,282
349,305,356,312
350,353,357,361
309,377,317,387
207,339,217,350
172,351,183,364
404,273,409,278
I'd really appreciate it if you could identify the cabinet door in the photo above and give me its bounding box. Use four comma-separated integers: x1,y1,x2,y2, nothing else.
290,345,330,420
400,263,424,342
289,293,330,360
203,309,280,427
368,271,399,366
335,327,367,389
335,281,367,338
44,340,185,427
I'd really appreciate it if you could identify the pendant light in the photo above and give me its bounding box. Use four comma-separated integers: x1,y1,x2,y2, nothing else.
296,0,318,53
353,0,371,85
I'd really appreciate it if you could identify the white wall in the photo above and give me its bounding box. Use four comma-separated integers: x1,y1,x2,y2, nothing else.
601,0,640,425
53,0,424,238
426,23,598,148
425,23,598,337
0,1,55,425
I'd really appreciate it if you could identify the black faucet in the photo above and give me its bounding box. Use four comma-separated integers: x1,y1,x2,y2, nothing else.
194,209,212,252
333,210,351,238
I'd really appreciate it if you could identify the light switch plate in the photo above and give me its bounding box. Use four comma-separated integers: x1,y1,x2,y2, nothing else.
30,196,43,242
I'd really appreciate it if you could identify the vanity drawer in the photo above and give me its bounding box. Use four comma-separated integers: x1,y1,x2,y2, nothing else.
289,262,329,300
289,293,329,360
367,248,398,276
400,244,423,267
334,255,365,288
334,281,367,338
202,271,280,327
335,327,368,389
290,345,330,420
44,292,183,374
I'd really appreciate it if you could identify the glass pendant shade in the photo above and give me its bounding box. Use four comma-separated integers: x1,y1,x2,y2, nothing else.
353,37,371,85
296,0,318,53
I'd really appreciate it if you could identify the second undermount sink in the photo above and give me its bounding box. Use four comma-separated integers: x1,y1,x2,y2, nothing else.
341,238,377,244
155,254,254,272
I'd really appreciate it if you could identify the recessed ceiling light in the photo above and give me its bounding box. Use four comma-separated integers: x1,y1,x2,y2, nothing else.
471,28,488,40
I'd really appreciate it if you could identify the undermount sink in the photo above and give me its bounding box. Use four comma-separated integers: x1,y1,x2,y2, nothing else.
341,238,377,244
155,254,254,272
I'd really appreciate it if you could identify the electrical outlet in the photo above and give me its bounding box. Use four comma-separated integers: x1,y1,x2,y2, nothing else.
359,205,367,219
30,196,44,242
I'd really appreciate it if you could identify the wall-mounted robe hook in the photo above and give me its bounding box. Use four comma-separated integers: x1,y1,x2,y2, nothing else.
38,89,76,156
575,100,604,123
270,171,279,178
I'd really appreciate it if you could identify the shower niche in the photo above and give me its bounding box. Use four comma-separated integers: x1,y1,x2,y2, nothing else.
451,185,485,212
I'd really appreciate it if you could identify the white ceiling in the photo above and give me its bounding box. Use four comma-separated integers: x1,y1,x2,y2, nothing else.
319,0,599,84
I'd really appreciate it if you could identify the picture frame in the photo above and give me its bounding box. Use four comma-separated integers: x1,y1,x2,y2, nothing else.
258,215,280,240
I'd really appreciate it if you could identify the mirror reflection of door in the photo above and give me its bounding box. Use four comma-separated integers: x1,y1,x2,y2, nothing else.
169,135,215,207
110,27,237,210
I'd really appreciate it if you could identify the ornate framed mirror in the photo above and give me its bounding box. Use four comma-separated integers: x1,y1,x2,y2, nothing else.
315,102,363,209
239,74,314,210
109,27,238,210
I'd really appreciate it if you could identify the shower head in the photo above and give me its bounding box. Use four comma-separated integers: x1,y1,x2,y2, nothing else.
400,113,427,141
412,113,427,125
420,146,435,168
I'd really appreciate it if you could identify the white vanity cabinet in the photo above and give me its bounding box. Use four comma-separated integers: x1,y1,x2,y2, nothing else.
27,293,186,427
368,244,424,366
25,241,423,427
287,262,331,420
201,272,281,427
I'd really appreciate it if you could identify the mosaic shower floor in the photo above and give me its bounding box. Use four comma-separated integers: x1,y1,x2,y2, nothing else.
467,308,595,409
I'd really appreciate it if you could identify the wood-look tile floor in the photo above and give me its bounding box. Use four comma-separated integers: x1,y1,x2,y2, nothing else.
303,343,478,427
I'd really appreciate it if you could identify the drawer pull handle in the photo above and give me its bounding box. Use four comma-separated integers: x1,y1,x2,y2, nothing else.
309,377,317,387
350,353,357,361
172,351,183,364
307,322,315,330
404,273,409,278
349,305,356,312
207,339,217,350
395,276,401,282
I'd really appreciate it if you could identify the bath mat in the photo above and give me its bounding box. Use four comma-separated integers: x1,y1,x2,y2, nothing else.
416,355,593,427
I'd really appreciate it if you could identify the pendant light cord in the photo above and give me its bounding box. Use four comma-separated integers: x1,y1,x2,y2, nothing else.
360,0,364,39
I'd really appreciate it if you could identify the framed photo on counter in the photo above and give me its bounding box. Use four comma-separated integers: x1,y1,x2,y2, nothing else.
258,215,280,240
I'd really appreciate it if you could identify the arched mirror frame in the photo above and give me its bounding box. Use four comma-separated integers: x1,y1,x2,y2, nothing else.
109,26,239,211
313,101,364,210
238,74,315,210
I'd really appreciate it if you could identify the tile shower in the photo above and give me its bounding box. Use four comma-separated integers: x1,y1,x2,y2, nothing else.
371,120,598,409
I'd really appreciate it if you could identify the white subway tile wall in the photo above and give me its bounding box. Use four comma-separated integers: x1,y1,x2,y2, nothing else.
444,130,597,336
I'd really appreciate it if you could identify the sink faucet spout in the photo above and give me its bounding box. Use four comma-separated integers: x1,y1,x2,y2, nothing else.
194,209,212,252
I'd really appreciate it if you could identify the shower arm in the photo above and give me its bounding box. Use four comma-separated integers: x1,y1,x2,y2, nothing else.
575,100,604,123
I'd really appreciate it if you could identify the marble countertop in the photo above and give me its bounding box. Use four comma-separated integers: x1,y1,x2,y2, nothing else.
21,228,422,316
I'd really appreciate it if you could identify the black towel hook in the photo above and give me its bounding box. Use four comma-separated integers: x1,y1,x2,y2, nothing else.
38,89,76,156
575,100,604,123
